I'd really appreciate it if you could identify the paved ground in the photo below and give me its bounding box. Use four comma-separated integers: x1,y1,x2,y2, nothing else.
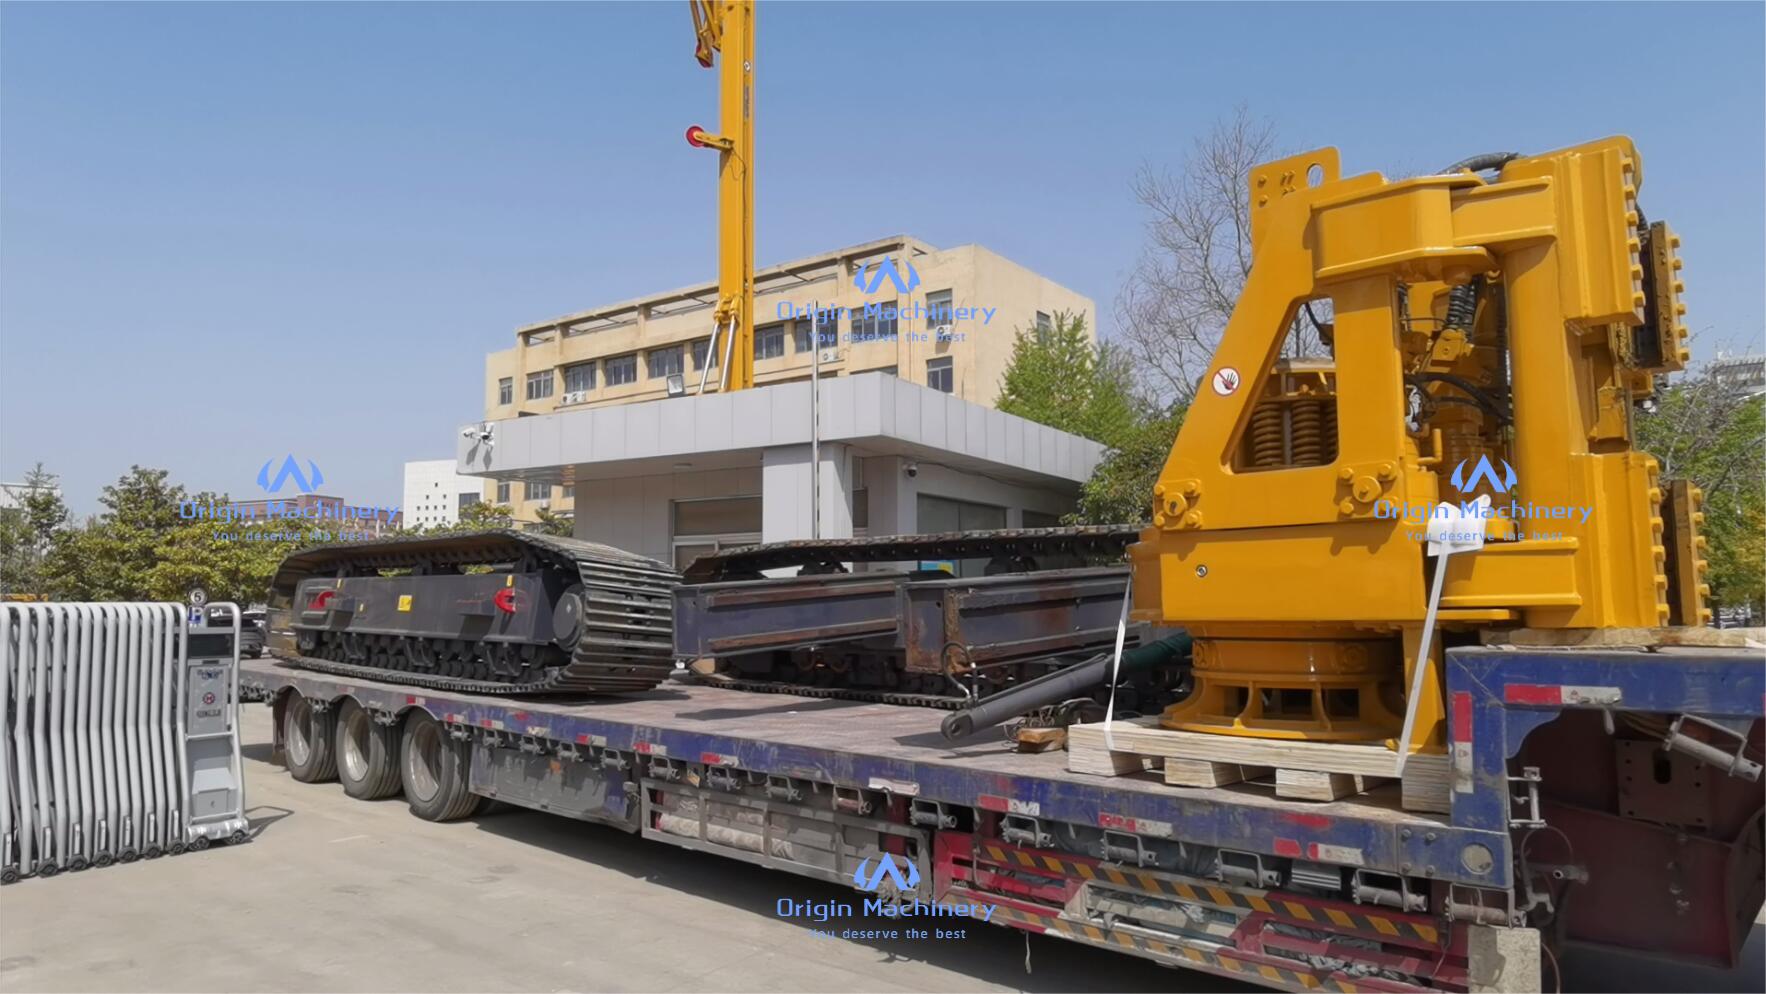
0,703,1760,993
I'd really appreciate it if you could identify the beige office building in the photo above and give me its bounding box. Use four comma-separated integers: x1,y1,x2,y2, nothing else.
479,236,1094,524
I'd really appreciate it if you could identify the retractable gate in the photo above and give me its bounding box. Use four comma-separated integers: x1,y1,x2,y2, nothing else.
1,601,248,882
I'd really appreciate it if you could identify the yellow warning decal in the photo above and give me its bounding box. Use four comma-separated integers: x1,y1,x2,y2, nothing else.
397,595,413,612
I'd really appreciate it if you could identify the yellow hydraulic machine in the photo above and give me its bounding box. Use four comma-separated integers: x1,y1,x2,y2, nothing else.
1130,138,1709,754
686,0,757,394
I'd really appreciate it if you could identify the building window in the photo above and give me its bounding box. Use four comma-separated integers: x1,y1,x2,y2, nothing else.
692,338,719,370
530,482,552,503
926,290,954,334
496,482,510,503
755,323,785,360
793,317,834,353
647,345,684,379
525,370,554,401
605,354,638,386
561,485,574,500
497,377,513,405
1035,311,1053,340
564,363,595,394
458,493,480,513
926,356,953,393
1022,509,1061,529
851,302,898,343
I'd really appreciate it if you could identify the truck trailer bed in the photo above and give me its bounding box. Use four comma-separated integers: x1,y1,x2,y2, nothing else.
238,645,1765,994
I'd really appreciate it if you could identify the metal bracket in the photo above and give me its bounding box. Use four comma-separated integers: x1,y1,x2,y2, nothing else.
1447,883,1523,927
1353,869,1428,911
1509,766,1546,828
832,786,874,816
706,766,742,793
1001,814,1053,849
1217,849,1282,887
766,775,805,803
555,741,583,763
600,749,631,772
517,736,546,756
648,757,685,783
1102,830,1159,869
1664,714,1764,782
371,709,399,727
446,723,472,742
909,798,957,829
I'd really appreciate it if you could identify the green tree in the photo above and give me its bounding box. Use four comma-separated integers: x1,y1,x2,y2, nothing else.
530,506,576,537
146,510,312,606
994,310,1186,525
1637,370,1766,614
1071,405,1187,525
996,311,1140,449
43,466,189,600
410,500,515,535
0,463,68,595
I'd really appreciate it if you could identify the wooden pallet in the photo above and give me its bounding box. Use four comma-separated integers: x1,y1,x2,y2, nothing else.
1067,717,1451,813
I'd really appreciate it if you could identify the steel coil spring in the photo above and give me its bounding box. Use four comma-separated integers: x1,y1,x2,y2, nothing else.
1249,401,1286,467
1290,400,1327,465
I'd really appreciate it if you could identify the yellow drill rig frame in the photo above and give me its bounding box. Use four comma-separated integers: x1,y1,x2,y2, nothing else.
1131,137,1708,753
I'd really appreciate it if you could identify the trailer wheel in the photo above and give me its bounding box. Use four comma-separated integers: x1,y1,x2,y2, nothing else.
335,699,402,800
284,691,338,783
399,712,482,822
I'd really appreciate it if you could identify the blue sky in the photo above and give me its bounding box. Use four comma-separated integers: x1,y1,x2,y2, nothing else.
3,1,1762,514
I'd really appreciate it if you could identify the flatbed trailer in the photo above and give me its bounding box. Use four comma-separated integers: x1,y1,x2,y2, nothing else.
239,644,1764,993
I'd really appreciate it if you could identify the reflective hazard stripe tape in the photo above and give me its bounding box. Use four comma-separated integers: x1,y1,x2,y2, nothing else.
1504,683,1623,706
1451,690,1475,794
977,842,1442,947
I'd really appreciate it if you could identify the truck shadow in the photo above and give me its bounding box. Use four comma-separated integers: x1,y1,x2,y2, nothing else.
468,808,1247,993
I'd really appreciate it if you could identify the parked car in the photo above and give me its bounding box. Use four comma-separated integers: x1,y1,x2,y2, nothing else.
210,607,266,657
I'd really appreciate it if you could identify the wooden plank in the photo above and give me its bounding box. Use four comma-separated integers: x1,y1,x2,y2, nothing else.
1066,719,1451,812
1276,768,1386,802
1067,743,1160,777
1013,726,1067,753
1163,757,1271,787
1480,626,1765,649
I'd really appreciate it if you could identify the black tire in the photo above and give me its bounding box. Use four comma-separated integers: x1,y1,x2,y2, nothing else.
284,691,338,783
399,712,482,822
335,699,402,800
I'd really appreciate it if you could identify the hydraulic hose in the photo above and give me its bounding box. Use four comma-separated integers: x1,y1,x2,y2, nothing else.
1441,152,1520,175
940,633,1192,740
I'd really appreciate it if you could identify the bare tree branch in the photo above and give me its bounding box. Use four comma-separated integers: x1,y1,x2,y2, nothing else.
1113,106,1277,405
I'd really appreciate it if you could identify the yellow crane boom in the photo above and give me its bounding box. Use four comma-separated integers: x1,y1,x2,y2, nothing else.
686,0,756,393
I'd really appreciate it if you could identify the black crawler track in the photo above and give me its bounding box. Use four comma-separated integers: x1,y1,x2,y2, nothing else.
267,530,676,695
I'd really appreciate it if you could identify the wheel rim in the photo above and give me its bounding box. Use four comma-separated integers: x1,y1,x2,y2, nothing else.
342,707,371,782
405,720,443,803
287,696,313,767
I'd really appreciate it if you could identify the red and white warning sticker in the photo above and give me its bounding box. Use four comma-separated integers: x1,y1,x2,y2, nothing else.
1211,366,1241,396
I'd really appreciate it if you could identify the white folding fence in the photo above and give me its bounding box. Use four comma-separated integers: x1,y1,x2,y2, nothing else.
1,601,248,883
